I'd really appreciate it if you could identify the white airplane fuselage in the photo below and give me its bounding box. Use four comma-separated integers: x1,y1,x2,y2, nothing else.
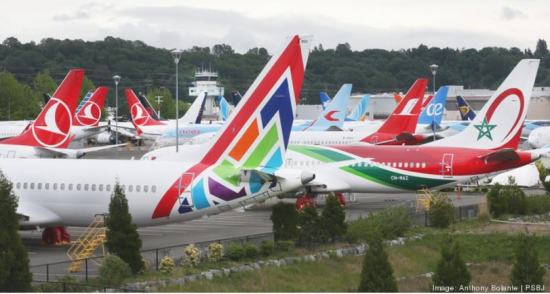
4,158,305,229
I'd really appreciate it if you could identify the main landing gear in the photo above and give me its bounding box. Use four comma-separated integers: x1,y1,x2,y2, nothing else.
42,226,71,245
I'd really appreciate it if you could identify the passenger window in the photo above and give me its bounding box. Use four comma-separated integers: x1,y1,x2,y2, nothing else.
69,183,73,191
404,163,408,168
136,185,141,192
53,183,58,190
422,163,426,168
45,183,49,190
398,162,402,168
84,184,89,191
99,184,104,191
92,184,96,191
61,183,65,190
129,185,133,192
24,183,28,189
416,163,420,168
107,185,111,192
144,185,148,193
393,162,397,167
30,183,35,190
16,182,20,189
410,162,414,168
77,184,81,191
152,185,157,193
38,183,42,190
121,185,126,191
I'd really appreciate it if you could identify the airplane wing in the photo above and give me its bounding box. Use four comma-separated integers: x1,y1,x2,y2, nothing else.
18,201,63,229
477,148,520,163
34,143,128,159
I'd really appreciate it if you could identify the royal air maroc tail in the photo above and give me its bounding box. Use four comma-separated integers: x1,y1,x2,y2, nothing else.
7,35,314,244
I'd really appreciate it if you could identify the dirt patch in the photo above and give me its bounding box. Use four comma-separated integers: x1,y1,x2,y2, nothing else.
478,222,550,234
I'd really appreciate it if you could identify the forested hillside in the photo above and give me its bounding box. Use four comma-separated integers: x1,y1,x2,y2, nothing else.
0,36,548,120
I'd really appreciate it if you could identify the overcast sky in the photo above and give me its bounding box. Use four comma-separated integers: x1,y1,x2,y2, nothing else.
1,0,548,53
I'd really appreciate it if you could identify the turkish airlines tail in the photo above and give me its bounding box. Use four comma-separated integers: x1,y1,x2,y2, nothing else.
125,89,166,126
361,78,428,144
73,87,107,127
428,59,540,150
1,69,84,148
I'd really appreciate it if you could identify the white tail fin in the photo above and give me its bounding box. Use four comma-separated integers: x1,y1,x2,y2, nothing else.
428,59,539,150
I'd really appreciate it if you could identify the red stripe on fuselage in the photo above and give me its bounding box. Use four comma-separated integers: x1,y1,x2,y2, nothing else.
332,145,532,176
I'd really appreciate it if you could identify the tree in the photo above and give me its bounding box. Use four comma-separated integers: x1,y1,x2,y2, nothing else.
33,69,57,105
358,234,398,292
535,160,550,193
429,192,455,228
322,194,347,243
212,44,234,56
510,234,545,292
299,205,322,247
432,234,471,292
105,181,145,274
0,170,32,291
486,183,506,217
270,202,300,242
535,39,548,58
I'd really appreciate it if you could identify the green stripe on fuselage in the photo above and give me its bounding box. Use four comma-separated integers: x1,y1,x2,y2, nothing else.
341,165,454,190
288,145,354,162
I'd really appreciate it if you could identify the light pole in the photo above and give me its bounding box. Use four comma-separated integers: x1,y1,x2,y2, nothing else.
429,64,439,142
172,49,182,152
113,75,121,158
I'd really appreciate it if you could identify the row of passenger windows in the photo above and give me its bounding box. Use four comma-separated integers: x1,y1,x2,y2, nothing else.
289,140,353,145
15,182,157,193
350,162,427,168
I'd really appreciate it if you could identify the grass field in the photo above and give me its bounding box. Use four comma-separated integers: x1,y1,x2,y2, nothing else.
158,221,550,292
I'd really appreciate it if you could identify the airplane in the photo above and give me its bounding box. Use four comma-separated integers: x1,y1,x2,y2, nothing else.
71,87,111,141
145,60,543,208
7,35,315,244
143,78,428,157
293,84,352,131
110,90,209,140
320,91,371,122
457,96,476,121
217,95,233,121
0,70,125,159
414,86,450,135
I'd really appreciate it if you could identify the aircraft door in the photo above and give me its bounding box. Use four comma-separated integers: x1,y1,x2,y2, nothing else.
286,158,293,168
177,173,195,207
441,154,454,178
7,151,15,158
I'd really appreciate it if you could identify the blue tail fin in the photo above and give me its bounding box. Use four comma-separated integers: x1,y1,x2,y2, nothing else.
347,94,370,121
300,84,352,131
319,92,332,110
418,86,449,128
456,96,476,121
218,95,232,121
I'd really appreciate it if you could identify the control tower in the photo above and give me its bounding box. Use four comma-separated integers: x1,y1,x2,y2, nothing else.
188,67,224,120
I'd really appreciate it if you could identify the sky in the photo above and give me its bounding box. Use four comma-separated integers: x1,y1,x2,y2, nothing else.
1,0,548,53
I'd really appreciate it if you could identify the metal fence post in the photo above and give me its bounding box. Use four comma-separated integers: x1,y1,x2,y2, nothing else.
63,282,66,292
46,264,49,282
156,249,159,271
459,207,462,221
86,258,88,281
424,211,428,227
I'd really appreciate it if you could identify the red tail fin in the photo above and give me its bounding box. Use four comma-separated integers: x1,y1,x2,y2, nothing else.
1,69,84,148
73,87,107,127
361,79,428,143
125,89,166,127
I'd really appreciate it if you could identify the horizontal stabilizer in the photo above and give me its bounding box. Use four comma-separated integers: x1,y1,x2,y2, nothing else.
477,148,520,162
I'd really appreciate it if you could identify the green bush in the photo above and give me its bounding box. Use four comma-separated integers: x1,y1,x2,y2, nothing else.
225,243,245,261
98,254,132,287
277,240,295,252
429,193,456,229
32,275,83,292
487,178,528,216
481,187,489,193
243,243,260,259
487,184,506,217
346,206,410,242
525,195,550,215
260,240,275,256
207,243,224,263
432,234,471,291
271,202,300,242
159,256,176,274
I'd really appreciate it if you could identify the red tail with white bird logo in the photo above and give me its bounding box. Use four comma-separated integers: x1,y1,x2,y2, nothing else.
360,78,427,144
126,89,166,127
73,86,107,127
1,69,84,148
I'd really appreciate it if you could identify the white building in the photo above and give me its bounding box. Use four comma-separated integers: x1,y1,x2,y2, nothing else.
188,68,224,120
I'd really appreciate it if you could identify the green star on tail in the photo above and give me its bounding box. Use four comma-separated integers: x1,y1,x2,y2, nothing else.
474,117,496,140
